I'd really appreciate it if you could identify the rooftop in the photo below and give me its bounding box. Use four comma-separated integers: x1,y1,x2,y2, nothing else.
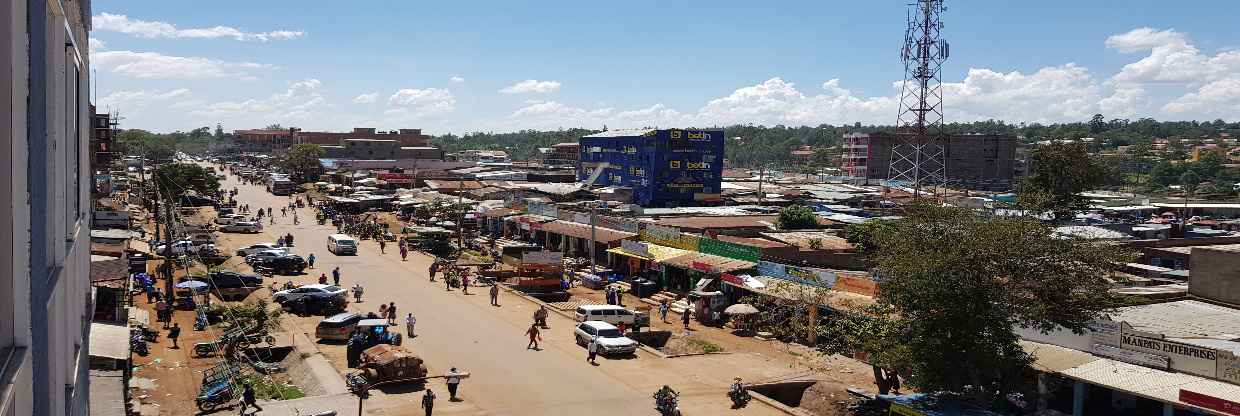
642,215,778,231
1111,299,1240,338
583,129,656,138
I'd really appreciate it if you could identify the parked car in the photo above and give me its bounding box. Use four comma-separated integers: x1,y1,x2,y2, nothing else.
214,214,245,225
256,255,307,275
315,313,363,341
220,221,263,233
154,240,214,255
272,284,347,304
574,305,637,326
235,243,287,257
245,249,288,266
193,271,263,289
574,321,638,356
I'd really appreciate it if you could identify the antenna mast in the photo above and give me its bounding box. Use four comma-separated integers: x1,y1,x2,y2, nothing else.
888,0,949,200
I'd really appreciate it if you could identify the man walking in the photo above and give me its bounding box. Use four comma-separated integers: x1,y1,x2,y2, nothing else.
445,367,462,401
461,275,471,295
587,336,599,365
489,283,500,306
534,306,549,328
168,323,181,349
352,282,364,303
332,266,341,286
421,389,436,416
659,300,670,323
405,312,417,337
525,323,541,350
307,253,316,269
429,261,438,282
379,239,386,254
387,302,398,325
400,243,408,261
682,308,692,331
239,383,262,415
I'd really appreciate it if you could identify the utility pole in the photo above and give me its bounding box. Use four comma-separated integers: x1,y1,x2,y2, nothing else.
589,202,598,274
457,177,465,251
757,164,766,206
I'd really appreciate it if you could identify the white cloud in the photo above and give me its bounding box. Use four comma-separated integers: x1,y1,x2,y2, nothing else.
352,92,379,104
191,79,327,122
449,76,465,84
499,79,562,94
1106,27,1240,85
387,88,456,118
89,38,106,51
91,50,273,80
92,13,304,42
97,88,191,110
1162,76,1240,115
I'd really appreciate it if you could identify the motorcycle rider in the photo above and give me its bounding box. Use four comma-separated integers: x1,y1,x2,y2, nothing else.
730,377,750,407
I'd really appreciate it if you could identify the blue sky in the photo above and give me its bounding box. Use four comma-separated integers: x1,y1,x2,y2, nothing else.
91,1,1240,134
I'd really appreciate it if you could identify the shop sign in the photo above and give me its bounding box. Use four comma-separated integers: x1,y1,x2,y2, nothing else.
1088,319,1122,347
557,210,576,222
621,240,651,259
835,275,879,297
1220,350,1240,385
599,216,642,233
1179,389,1240,416
522,251,563,266
756,261,836,288
573,213,591,225
699,237,761,263
721,273,745,286
641,225,700,251
1091,344,1169,369
692,261,716,274
1120,331,1218,378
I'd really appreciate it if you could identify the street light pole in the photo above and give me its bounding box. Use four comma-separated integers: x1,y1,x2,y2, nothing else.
589,201,597,274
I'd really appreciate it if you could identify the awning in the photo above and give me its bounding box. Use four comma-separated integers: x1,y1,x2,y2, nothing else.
661,252,756,274
89,322,130,361
607,244,689,262
733,277,875,311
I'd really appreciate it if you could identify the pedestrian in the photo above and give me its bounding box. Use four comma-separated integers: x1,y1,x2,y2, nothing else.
534,305,549,328
659,300,670,323
379,239,386,254
421,389,435,416
387,302,397,325
400,243,408,261
318,273,328,285
616,286,625,306
489,283,499,306
352,282,364,303
379,303,388,320
168,323,181,349
428,262,438,282
682,308,692,331
155,299,169,328
445,368,462,401
144,283,155,303
525,323,541,350
461,275,471,295
405,312,417,337
445,273,452,291
307,253,316,269
617,321,627,335
277,236,285,247
587,336,599,365
332,266,341,286
239,382,262,414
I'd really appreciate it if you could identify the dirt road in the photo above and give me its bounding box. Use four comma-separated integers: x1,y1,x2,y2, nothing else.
221,170,799,415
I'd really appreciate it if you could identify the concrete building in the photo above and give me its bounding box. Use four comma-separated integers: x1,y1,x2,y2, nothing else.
3,0,96,414
545,142,579,166
1188,246,1240,305
234,127,430,152
320,138,443,160
579,129,724,207
842,132,1018,188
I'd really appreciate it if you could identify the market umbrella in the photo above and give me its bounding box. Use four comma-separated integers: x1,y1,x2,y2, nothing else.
175,280,209,291
724,303,759,315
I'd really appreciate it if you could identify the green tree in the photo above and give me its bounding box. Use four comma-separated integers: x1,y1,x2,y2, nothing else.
776,205,819,230
118,129,176,162
1017,142,1106,221
843,219,896,255
818,205,1132,405
153,163,220,201
1088,113,1106,134
1181,171,1201,196
279,144,326,183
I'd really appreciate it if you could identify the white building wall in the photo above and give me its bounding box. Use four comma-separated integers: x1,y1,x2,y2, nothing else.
1,0,93,415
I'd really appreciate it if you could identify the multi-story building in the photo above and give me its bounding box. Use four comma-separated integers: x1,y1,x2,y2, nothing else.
90,107,117,173
3,1,95,414
841,132,1018,188
578,129,724,207
320,139,443,160
234,127,430,153
546,142,579,167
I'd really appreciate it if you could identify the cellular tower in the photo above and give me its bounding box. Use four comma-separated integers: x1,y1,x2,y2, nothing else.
887,0,949,198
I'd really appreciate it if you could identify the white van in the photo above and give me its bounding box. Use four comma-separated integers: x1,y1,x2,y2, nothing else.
328,234,358,255
574,305,636,326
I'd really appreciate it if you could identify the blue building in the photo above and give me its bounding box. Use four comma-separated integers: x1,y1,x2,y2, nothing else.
578,129,724,207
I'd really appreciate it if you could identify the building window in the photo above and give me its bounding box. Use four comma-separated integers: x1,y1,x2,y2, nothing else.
65,48,82,238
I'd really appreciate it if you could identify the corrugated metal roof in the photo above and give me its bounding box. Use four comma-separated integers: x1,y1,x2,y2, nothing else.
661,252,755,273
540,220,636,243
1061,358,1240,412
1111,300,1240,338
1020,340,1099,372
583,129,656,138
89,323,131,360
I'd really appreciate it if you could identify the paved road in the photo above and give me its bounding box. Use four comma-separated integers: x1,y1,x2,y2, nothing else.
221,169,787,416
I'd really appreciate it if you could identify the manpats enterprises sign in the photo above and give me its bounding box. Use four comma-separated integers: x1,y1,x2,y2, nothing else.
699,237,760,263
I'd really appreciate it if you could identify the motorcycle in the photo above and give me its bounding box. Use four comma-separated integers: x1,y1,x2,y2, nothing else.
728,379,751,408
130,333,149,356
654,386,682,416
195,381,235,411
